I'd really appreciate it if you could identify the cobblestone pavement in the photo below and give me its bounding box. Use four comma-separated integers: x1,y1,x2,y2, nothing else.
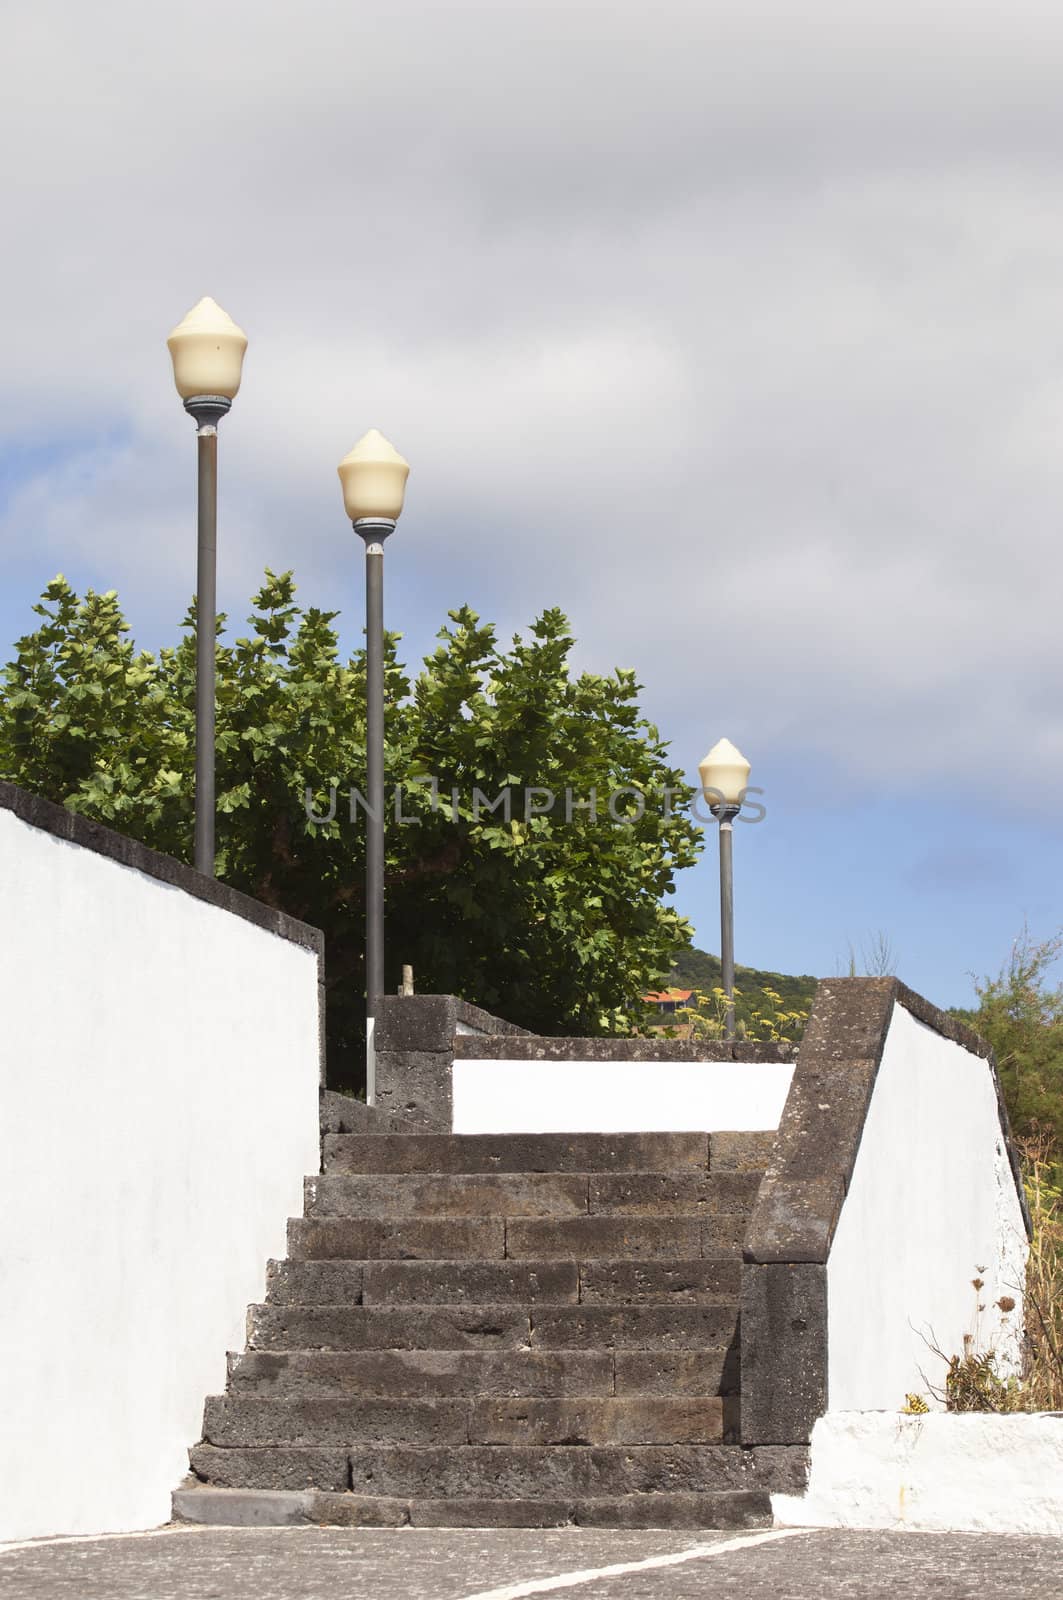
3,1524,1063,1599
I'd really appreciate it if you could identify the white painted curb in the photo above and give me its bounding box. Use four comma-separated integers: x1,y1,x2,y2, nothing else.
773,1412,1063,1536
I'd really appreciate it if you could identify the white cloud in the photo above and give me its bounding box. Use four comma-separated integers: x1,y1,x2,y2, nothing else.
3,0,1063,810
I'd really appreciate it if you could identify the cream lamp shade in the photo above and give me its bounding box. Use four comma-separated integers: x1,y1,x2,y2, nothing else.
167,297,248,401
337,430,410,522
698,738,751,806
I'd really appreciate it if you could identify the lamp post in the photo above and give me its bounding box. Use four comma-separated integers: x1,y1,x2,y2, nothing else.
167,297,248,876
338,429,410,1103
698,738,751,1042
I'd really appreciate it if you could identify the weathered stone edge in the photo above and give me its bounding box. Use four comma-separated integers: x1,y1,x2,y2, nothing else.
453,1037,795,1063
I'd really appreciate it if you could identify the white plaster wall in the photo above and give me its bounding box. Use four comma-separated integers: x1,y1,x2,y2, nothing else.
451,1058,794,1134
774,1412,1063,1535
827,1004,1028,1413
0,810,322,1541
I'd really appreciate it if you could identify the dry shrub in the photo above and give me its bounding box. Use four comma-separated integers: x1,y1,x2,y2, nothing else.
1018,1133,1063,1411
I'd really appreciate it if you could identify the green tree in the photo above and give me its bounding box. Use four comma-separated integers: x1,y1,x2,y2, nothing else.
953,927,1063,1158
0,573,701,1089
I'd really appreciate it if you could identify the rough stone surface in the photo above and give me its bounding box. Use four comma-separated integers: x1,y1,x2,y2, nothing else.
578,1259,741,1304
529,1305,737,1350
710,1131,777,1172
287,1216,505,1261
614,1349,738,1396
739,1264,828,1445
227,1349,615,1399
744,1174,846,1264
265,1260,364,1307
588,1173,761,1215
323,1131,712,1174
188,1444,349,1491
11,1525,1063,1600
203,1394,469,1448
345,1443,808,1498
362,1259,579,1305
319,1092,419,1139
506,1217,706,1260
305,1171,589,1219
466,1397,725,1446
249,1303,532,1352
372,1050,453,1133
453,1036,779,1062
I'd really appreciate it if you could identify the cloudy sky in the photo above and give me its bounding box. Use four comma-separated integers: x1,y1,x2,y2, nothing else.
3,0,1063,1004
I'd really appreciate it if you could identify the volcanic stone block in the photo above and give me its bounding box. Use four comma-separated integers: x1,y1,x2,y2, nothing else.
506,1217,703,1260
529,1304,737,1350
188,1445,349,1491
587,1172,761,1215
578,1259,741,1304
613,1349,738,1396
287,1216,505,1261
361,1260,579,1305
248,1303,531,1352
227,1348,614,1399
322,1130,711,1175
467,1397,725,1446
709,1131,776,1173
572,1491,771,1529
739,1261,828,1444
265,1260,364,1307
372,1050,453,1132
203,1394,469,1448
305,1172,588,1219
743,1173,846,1264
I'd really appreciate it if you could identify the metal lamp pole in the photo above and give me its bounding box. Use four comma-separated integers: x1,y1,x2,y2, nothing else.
355,516,394,1080
186,396,229,874
712,799,740,1041
338,430,410,1104
167,297,248,878
698,738,752,1044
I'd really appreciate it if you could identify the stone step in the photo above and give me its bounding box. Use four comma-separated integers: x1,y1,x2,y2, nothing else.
321,1131,717,1176
304,1172,589,1219
303,1171,763,1221
173,1482,773,1530
264,1257,742,1307
227,1349,616,1398
226,1347,735,1399
247,1301,738,1352
203,1393,727,1448
188,1441,809,1498
173,1482,774,1530
288,1214,747,1262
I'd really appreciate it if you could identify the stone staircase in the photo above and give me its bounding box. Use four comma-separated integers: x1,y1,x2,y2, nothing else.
174,1128,809,1529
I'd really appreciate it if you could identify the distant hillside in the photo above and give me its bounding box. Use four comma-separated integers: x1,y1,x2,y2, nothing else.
669,947,818,1029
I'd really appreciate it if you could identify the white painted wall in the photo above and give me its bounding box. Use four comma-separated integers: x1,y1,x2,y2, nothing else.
774,1412,1063,1535
451,1057,794,1134
0,809,322,1541
827,1003,1028,1412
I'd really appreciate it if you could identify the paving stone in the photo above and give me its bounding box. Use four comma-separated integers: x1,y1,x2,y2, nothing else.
305,1172,589,1219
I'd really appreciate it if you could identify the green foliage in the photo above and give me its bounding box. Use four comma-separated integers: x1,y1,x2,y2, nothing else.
0,573,701,1090
953,927,1063,1161
670,946,817,1035
673,983,810,1044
